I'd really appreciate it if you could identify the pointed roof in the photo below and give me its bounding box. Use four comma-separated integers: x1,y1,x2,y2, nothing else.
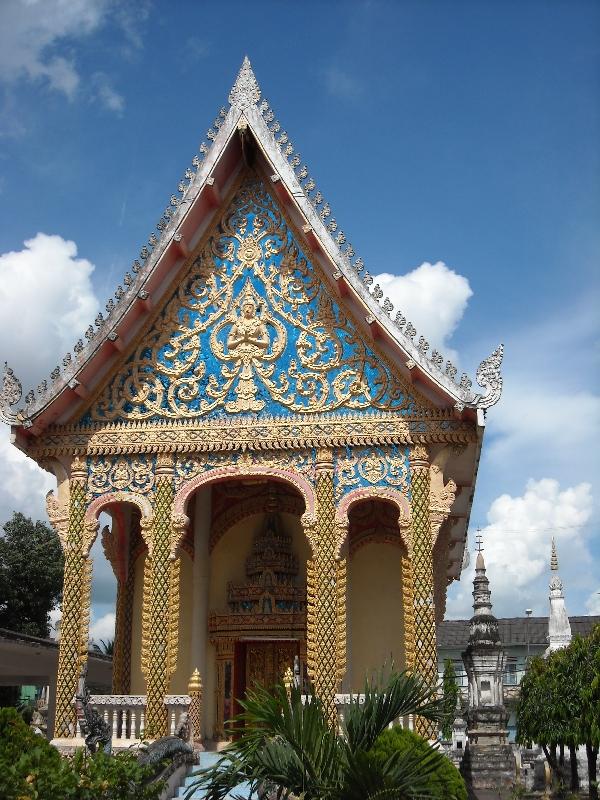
0,57,503,432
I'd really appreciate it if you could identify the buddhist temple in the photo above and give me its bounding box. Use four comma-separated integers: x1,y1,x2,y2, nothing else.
0,58,503,744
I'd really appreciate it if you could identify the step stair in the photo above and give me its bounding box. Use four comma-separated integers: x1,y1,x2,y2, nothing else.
173,751,256,799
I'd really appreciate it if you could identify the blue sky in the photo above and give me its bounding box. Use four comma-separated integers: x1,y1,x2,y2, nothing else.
0,0,598,638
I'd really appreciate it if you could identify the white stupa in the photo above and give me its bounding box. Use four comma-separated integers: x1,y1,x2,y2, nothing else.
544,537,572,656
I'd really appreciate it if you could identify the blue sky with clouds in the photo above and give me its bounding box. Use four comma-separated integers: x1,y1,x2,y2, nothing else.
0,0,598,639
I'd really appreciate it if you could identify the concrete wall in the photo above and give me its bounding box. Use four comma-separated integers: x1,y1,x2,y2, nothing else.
347,542,405,690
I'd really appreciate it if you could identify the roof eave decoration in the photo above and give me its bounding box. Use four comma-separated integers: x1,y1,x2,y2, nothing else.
3,56,503,430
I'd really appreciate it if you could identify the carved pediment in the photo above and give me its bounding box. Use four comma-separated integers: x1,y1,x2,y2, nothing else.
80,175,422,425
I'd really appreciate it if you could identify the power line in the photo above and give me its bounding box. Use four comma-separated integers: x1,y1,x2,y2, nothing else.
468,522,596,535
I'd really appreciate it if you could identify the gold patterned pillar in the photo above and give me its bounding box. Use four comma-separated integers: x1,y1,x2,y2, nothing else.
54,457,93,738
143,454,177,739
311,449,343,727
409,445,438,739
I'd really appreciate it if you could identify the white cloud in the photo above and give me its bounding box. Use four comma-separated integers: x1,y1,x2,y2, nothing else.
373,261,473,360
447,478,594,619
0,233,99,391
586,590,600,615
0,427,54,525
0,232,99,524
0,0,108,98
92,72,125,114
89,611,115,644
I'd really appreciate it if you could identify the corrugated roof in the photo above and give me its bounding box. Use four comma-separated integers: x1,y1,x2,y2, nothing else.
437,616,600,649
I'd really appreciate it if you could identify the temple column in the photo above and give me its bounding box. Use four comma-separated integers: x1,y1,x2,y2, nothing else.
308,449,345,727
190,486,211,734
54,457,93,739
102,509,135,694
143,454,179,739
409,445,438,739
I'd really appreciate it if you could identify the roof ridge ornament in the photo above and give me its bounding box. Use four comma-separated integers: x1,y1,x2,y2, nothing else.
474,343,504,410
0,362,23,424
229,56,261,110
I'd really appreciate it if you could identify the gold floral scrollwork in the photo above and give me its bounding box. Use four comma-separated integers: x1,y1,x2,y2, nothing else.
88,177,419,423
429,464,457,546
88,456,154,497
45,490,69,551
336,447,409,497
170,514,189,560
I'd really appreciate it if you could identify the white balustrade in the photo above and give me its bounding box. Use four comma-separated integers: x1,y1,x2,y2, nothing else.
76,695,191,748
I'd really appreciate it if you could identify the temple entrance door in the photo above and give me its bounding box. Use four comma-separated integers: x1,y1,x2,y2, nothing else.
233,640,298,716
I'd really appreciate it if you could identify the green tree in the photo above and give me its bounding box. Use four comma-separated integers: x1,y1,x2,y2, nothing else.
370,727,467,800
441,659,459,741
0,707,163,800
188,669,449,799
0,512,64,638
517,627,600,800
569,626,600,800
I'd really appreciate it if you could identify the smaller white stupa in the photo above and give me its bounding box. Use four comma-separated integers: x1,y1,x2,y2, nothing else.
544,537,572,656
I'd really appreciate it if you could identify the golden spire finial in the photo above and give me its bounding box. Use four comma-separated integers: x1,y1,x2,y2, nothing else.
283,666,294,697
550,537,559,572
188,668,202,693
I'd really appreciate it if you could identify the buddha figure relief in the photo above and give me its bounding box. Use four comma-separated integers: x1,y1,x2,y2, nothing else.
224,289,270,412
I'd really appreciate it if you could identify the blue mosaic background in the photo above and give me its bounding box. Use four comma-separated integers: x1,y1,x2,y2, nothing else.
82,178,416,424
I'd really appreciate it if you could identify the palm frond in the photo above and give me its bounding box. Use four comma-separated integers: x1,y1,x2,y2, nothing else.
344,669,444,753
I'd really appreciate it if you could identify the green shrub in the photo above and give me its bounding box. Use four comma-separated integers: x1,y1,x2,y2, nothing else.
0,708,163,800
369,725,467,800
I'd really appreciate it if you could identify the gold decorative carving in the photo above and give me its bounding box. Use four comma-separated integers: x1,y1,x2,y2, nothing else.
70,456,87,480
29,411,477,460
87,178,420,423
170,513,189,559
174,449,314,490
82,518,99,557
88,456,154,497
45,490,69,551
401,554,416,670
429,463,457,546
336,447,408,496
336,557,347,681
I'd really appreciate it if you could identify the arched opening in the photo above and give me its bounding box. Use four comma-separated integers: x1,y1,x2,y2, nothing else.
346,498,408,691
180,475,309,741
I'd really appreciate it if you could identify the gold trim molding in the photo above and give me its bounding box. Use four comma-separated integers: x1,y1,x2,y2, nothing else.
28,411,476,459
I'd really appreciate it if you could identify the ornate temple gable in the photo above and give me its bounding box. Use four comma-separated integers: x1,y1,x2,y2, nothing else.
78,175,428,425
1,57,503,436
